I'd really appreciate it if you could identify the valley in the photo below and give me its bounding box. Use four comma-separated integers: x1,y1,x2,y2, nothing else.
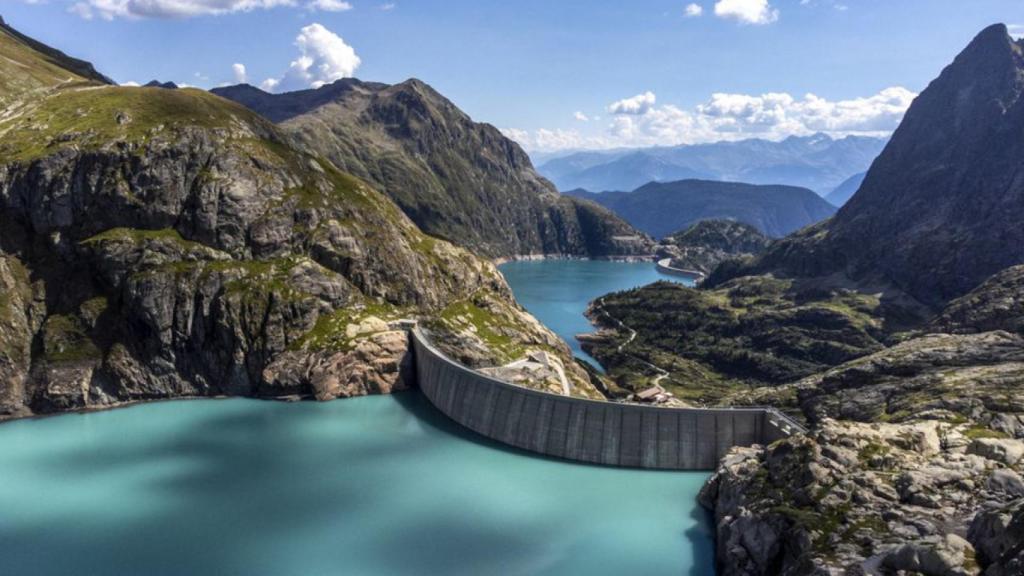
1,7,1023,576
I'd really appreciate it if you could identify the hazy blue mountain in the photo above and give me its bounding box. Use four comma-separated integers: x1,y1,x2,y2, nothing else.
539,134,887,195
566,179,837,238
824,172,867,206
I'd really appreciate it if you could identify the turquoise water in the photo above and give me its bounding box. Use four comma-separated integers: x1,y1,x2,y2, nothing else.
499,260,695,368
0,394,715,576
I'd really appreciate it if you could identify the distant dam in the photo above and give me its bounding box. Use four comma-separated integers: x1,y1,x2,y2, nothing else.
411,328,804,471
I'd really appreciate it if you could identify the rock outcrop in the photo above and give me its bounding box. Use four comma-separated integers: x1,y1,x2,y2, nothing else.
700,419,1023,575
657,219,771,275
0,21,603,420
212,79,652,259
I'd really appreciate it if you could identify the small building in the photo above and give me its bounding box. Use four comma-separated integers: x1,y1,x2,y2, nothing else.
635,385,666,402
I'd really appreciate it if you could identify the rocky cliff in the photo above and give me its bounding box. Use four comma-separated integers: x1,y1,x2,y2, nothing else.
722,24,1024,309
0,22,603,420
212,80,652,259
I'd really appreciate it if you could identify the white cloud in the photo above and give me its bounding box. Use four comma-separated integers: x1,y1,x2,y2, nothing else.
713,0,778,25
573,111,589,122
608,91,656,115
69,0,297,20
261,23,361,93
380,2,395,9
307,0,352,11
1010,25,1024,39
120,81,141,86
684,3,703,17
232,63,248,84
504,86,917,152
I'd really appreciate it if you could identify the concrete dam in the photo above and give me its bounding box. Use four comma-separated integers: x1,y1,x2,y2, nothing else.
411,328,805,471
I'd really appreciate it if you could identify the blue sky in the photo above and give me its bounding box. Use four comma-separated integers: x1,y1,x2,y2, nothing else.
4,0,1022,151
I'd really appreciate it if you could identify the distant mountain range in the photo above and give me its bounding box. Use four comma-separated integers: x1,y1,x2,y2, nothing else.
567,180,836,238
537,134,887,196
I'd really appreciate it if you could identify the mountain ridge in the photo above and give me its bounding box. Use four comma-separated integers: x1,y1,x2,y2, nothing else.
716,23,1024,308
567,179,837,238
538,133,887,195
213,79,653,259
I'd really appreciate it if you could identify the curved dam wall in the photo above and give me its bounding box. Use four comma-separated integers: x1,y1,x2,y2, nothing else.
412,328,803,470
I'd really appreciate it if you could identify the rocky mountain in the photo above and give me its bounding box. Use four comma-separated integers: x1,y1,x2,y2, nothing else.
657,220,771,275
212,80,651,259
567,180,836,239
725,24,1024,309
0,21,605,420
824,171,865,207
538,133,887,195
581,24,1024,575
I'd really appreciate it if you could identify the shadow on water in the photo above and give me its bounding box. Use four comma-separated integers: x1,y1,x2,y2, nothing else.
1,393,717,576
394,390,719,575
686,504,718,576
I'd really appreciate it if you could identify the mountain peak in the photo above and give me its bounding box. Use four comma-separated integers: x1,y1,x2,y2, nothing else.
727,24,1024,308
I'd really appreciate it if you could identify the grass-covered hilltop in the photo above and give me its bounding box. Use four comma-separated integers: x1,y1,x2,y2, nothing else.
583,24,1024,575
0,17,613,420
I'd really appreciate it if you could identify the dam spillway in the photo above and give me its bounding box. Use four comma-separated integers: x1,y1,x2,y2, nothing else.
411,327,804,471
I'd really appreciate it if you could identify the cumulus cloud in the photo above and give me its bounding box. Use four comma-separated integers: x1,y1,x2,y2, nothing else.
713,0,778,25
608,91,657,115
1009,25,1024,39
69,0,297,20
307,0,352,11
684,3,703,17
232,63,248,84
260,23,361,93
573,111,589,122
504,87,917,152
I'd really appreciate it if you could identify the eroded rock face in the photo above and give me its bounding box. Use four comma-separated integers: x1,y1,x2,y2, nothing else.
797,331,1024,429
933,266,1024,336
0,70,597,418
212,79,653,259
969,499,1024,576
700,420,1024,575
262,330,413,400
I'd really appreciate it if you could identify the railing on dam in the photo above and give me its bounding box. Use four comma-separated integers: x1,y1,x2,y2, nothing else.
411,327,805,471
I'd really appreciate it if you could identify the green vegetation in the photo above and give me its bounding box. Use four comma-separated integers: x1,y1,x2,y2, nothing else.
81,227,207,250
42,314,101,363
0,23,100,107
436,298,524,362
586,277,887,402
1,86,275,162
963,426,1011,440
291,301,405,352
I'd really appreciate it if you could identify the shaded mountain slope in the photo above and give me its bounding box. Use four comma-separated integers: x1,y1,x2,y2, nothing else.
722,24,1024,308
568,179,836,238
824,171,866,207
213,80,651,259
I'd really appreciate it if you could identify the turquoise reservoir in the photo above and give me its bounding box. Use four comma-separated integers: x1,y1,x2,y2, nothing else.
0,395,715,575
498,259,695,368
